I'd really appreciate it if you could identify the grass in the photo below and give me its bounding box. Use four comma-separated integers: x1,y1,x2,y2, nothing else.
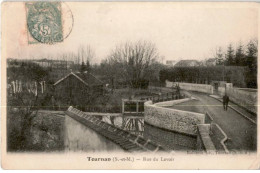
29,111,65,151
7,108,65,152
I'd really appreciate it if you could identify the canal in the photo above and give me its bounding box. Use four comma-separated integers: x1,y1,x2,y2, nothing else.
101,115,197,151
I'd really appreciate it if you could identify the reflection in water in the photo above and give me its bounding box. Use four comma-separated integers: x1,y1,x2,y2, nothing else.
102,116,197,150
144,123,197,150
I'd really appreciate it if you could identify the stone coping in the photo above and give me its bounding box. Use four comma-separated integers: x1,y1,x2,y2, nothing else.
197,124,216,153
144,100,205,136
146,99,205,118
65,106,166,152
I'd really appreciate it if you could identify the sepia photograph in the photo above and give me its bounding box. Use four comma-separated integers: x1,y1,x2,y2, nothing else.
1,1,259,169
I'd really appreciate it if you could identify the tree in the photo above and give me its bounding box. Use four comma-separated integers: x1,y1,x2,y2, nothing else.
77,45,95,71
225,44,235,66
106,40,159,87
234,43,245,66
214,47,224,65
86,60,91,72
7,61,48,151
245,39,258,88
80,61,86,72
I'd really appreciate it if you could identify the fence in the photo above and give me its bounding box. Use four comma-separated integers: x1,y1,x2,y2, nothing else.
140,91,184,103
82,91,183,113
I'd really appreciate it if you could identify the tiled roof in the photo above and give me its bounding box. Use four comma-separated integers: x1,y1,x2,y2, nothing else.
65,107,166,152
75,71,103,85
54,71,103,86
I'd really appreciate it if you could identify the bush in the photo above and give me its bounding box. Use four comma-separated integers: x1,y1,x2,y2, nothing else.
159,66,247,88
131,79,149,89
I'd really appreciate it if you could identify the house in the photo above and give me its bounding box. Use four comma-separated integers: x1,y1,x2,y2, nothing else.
165,60,178,66
53,71,104,109
174,60,200,67
205,58,217,66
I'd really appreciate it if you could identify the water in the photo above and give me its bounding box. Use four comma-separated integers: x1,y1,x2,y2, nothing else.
101,116,197,151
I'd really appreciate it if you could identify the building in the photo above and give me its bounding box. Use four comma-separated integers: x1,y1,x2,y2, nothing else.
33,58,74,69
7,58,76,82
174,60,200,67
205,58,217,66
165,60,178,66
53,71,104,109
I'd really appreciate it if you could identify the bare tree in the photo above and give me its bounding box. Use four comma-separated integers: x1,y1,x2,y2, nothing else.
106,40,159,86
77,45,95,72
78,45,95,64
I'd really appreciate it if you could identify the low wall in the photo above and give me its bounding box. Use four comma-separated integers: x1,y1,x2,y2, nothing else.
218,87,257,114
166,80,213,94
196,124,216,153
64,115,124,152
154,98,195,107
144,99,205,136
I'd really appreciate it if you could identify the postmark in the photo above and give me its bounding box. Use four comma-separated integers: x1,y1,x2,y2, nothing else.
25,2,73,44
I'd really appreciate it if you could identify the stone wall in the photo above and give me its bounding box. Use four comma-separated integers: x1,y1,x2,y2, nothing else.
196,124,216,153
166,80,213,94
64,115,124,152
218,87,257,114
154,98,193,107
144,100,205,136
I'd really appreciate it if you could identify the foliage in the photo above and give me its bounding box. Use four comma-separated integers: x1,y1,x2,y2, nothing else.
7,61,48,83
131,79,149,89
214,47,224,65
244,40,258,88
160,66,246,87
225,44,235,66
100,40,159,88
204,39,257,88
7,61,49,151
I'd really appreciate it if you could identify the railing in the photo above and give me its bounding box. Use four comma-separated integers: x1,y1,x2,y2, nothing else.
140,92,184,103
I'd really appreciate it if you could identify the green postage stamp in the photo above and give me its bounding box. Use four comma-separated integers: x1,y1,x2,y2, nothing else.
25,2,63,44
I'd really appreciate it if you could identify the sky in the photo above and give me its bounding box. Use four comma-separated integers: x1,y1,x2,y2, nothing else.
2,2,258,64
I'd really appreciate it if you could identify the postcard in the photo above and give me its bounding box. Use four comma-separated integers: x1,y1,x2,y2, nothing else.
1,1,259,169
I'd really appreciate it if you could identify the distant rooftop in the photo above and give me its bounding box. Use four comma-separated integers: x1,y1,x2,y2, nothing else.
54,71,103,86
174,60,200,67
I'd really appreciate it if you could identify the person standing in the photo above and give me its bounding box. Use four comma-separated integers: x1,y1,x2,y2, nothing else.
223,94,230,111
225,94,230,111
222,95,226,110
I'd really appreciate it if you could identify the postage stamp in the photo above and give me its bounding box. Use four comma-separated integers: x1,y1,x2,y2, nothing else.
25,2,73,44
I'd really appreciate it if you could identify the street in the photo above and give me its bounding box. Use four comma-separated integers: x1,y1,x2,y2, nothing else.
189,91,257,151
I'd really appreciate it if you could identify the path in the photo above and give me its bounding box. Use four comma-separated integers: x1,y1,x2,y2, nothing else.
189,91,257,152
